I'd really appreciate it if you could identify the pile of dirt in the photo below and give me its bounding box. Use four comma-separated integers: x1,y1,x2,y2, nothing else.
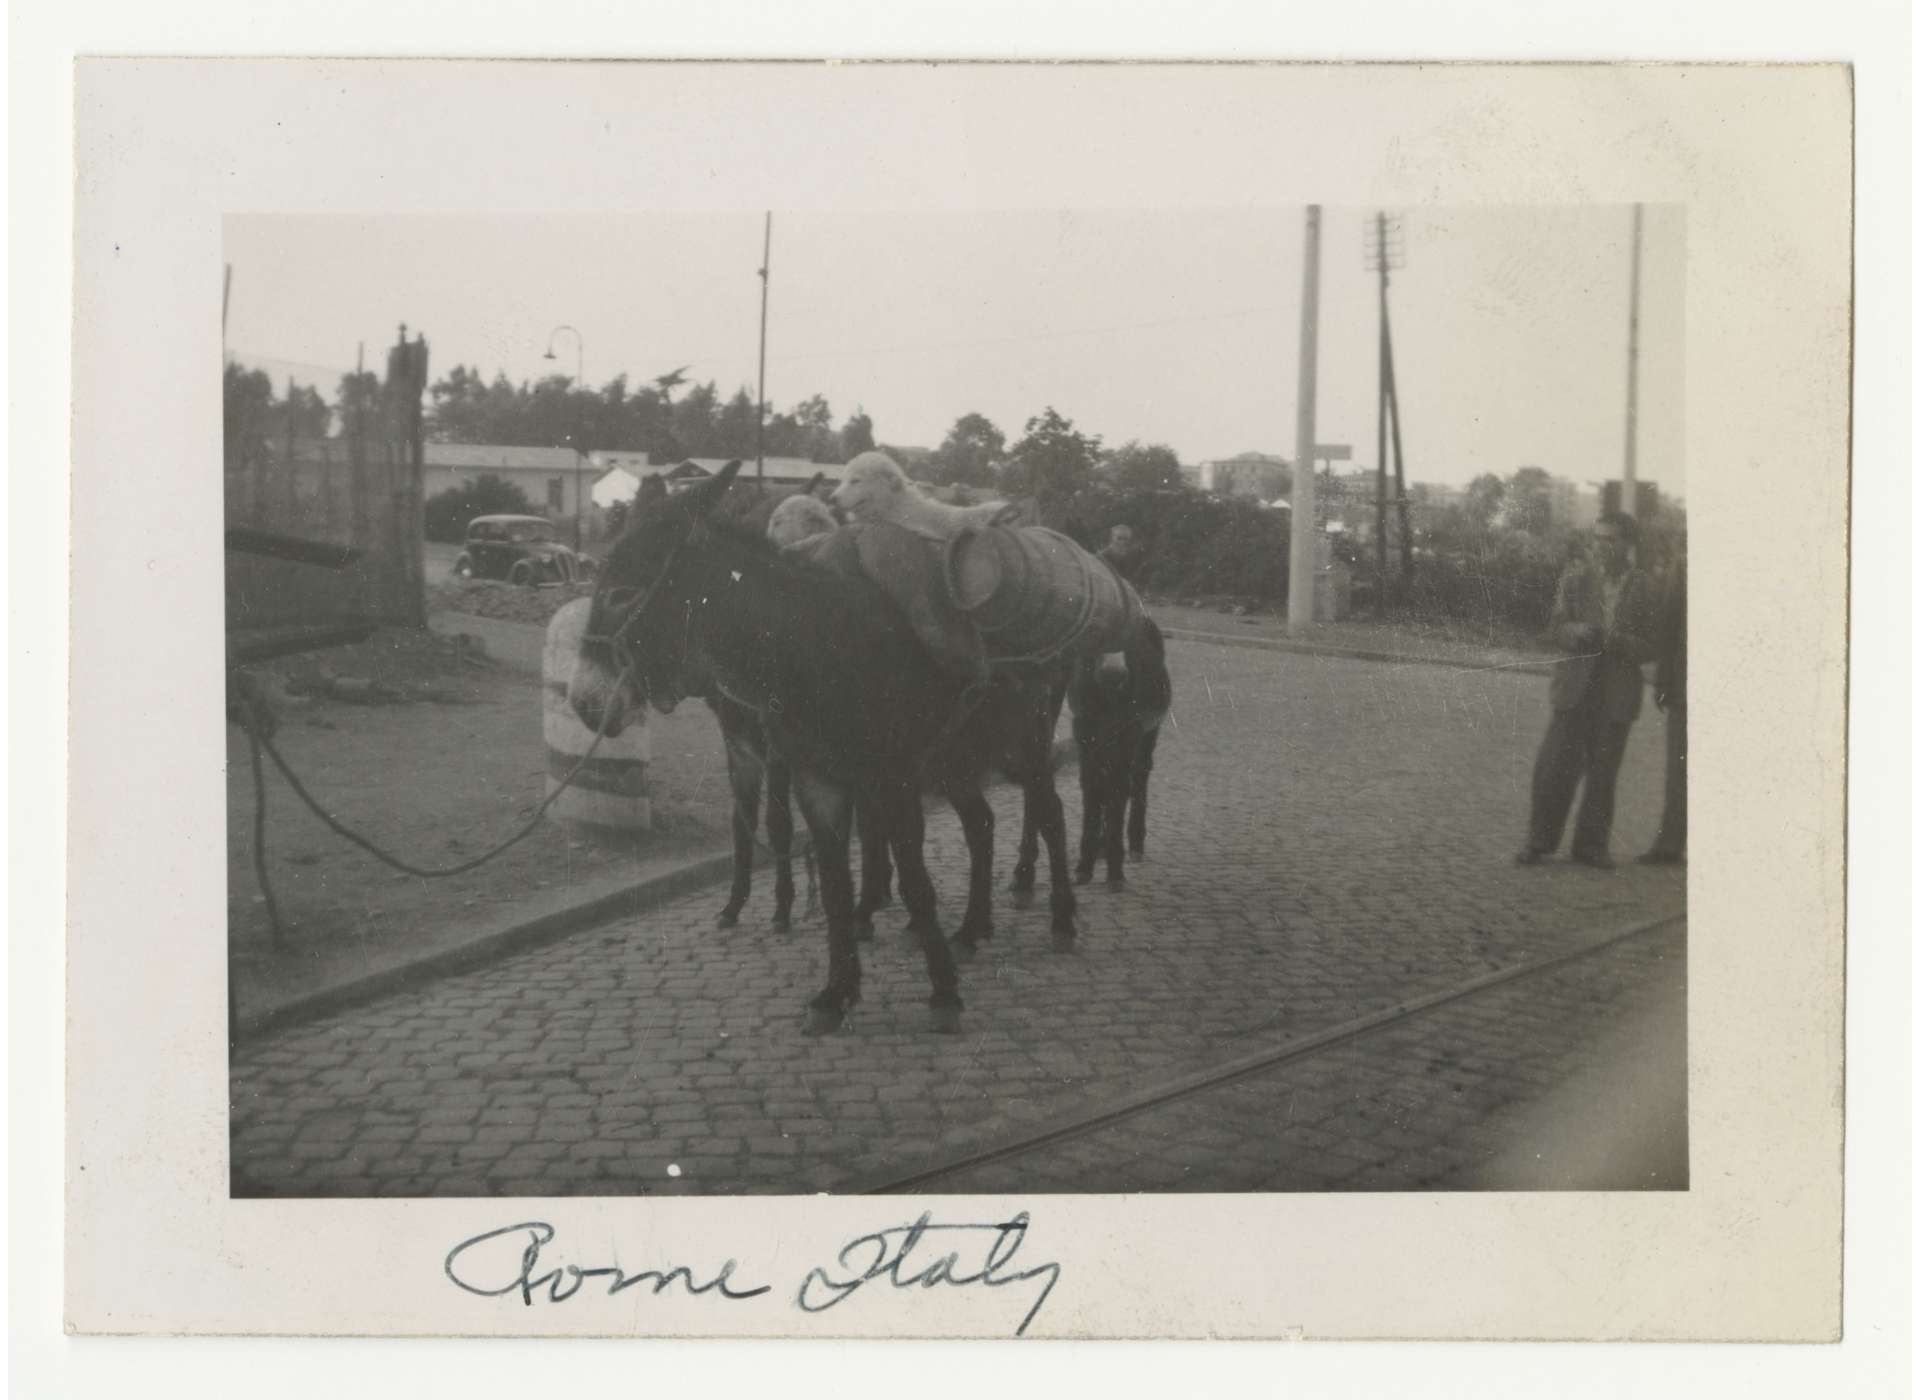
427,577,593,628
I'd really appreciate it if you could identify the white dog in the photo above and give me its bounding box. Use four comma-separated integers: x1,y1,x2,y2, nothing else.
765,491,839,550
830,451,1017,540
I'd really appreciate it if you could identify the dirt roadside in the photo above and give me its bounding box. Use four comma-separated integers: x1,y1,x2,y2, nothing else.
226,626,740,1025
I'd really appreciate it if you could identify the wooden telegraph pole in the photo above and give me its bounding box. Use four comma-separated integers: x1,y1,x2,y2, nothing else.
1622,203,1644,517
1287,206,1323,637
1364,213,1400,615
756,212,772,483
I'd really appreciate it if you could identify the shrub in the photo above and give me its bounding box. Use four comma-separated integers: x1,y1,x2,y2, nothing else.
424,475,537,543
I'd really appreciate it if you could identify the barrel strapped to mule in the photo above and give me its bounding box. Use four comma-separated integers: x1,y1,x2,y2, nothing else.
945,524,1148,666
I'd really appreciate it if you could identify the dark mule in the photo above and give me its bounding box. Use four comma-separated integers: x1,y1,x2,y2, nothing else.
697,474,893,933
1067,618,1173,886
570,463,1074,1034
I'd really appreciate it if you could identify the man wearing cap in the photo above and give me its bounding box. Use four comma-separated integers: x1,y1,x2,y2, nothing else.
1516,511,1661,870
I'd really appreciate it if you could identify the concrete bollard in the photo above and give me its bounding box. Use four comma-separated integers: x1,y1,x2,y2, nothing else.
542,598,650,831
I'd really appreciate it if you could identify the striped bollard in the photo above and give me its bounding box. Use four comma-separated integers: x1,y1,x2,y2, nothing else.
543,598,651,831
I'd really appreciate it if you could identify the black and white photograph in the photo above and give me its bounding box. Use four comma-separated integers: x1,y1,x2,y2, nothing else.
48,49,1878,1358
222,204,1692,1200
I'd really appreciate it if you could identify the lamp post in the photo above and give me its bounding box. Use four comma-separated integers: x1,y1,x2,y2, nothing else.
544,324,585,550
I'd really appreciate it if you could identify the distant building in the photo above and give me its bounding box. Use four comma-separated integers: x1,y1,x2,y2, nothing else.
1189,451,1290,499
422,443,588,519
663,456,852,493
587,450,651,509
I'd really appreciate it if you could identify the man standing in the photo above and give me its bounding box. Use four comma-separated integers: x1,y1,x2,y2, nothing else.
1098,523,1142,583
1638,550,1687,864
1516,512,1660,870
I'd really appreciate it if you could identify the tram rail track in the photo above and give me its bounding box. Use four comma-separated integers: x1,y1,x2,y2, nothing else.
851,910,1684,1194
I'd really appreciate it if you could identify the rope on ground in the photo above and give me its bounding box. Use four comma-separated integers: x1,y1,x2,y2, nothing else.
237,662,637,940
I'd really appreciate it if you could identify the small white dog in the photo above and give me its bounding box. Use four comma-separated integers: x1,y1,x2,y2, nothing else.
830,451,1017,539
765,491,839,550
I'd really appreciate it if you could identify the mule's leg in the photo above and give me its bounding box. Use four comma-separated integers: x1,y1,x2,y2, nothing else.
1010,791,1040,909
948,783,997,958
765,755,796,932
1073,724,1103,885
791,772,861,1035
717,734,764,929
1127,725,1159,859
852,795,891,943
1028,773,1079,952
878,783,962,1032
886,787,943,942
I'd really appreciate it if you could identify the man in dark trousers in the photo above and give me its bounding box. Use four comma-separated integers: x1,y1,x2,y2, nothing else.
1516,511,1661,870
1639,550,1687,863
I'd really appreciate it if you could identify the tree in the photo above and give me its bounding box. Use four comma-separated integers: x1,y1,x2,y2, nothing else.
1003,407,1102,519
715,387,760,458
1505,465,1554,533
223,363,274,476
1104,440,1185,493
1464,472,1507,530
840,408,876,460
926,412,1006,487
424,474,536,543
672,381,721,457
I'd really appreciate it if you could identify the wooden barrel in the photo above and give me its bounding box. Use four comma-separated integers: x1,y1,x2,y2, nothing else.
944,525,1143,662
542,599,651,831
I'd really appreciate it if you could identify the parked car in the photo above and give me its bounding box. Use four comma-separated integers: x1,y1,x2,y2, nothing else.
452,515,592,586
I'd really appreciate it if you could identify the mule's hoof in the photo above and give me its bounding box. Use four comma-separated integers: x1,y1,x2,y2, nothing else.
1105,875,1127,889
770,914,792,934
927,1004,963,1035
854,916,875,943
715,908,742,929
951,937,978,964
802,1006,845,1036
1128,846,1146,861
1050,929,1079,955
1009,886,1037,911
1073,868,1093,886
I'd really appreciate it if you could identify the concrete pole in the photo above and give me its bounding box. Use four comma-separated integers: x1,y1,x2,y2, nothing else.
1288,206,1323,636
1622,202,1643,517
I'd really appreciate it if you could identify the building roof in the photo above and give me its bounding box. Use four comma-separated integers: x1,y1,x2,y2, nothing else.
423,443,583,471
669,456,851,483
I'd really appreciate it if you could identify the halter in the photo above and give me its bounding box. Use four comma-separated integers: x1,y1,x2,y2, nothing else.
581,524,696,695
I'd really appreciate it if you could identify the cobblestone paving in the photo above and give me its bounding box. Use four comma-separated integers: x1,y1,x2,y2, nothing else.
920,922,1686,1193
230,640,1686,1197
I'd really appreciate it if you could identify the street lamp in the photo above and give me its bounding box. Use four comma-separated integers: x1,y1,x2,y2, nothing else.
544,324,585,550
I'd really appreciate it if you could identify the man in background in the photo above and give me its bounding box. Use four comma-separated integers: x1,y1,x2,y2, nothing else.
1516,511,1660,870
1098,523,1142,584
1639,547,1687,864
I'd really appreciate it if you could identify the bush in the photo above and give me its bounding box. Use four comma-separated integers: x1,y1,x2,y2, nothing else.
1058,485,1293,604
424,475,537,543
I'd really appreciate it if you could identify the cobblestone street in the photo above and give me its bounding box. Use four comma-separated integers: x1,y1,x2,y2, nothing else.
230,637,1687,1196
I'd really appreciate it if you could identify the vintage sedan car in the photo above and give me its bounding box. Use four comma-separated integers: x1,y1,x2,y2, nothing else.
452,515,592,586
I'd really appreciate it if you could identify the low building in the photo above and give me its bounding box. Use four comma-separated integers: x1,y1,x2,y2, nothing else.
587,451,651,509
664,456,853,492
1188,451,1291,499
422,443,589,520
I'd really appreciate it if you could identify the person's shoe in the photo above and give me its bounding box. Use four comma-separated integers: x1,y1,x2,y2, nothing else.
1572,849,1615,870
1636,850,1684,865
1513,847,1548,866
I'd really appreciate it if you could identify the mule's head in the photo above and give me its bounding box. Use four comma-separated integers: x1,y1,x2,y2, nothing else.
569,461,743,734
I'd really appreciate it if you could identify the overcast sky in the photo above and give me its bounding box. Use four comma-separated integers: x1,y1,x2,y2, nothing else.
227,205,1683,495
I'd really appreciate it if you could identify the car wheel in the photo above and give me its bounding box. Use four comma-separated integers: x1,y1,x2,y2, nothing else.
453,555,474,580
509,561,535,587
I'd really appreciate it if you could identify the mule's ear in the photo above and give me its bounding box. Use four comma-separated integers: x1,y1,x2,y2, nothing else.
804,471,825,496
680,462,743,518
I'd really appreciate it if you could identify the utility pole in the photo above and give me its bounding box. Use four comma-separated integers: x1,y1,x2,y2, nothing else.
1288,206,1323,637
1364,212,1403,616
756,212,772,483
1622,202,1644,518
1383,298,1414,587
